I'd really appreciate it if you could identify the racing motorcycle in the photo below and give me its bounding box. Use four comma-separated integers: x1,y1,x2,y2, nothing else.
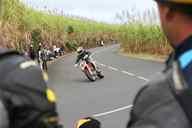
77,55,104,81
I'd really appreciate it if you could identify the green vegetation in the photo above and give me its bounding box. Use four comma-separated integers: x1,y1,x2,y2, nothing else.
119,23,171,56
0,0,171,56
117,9,172,56
0,0,118,52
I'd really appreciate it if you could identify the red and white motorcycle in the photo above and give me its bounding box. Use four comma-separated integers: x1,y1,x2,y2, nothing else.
76,55,104,81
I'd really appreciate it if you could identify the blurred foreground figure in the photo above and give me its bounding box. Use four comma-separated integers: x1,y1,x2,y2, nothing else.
127,1,192,128
0,5,62,128
75,117,101,128
0,49,62,128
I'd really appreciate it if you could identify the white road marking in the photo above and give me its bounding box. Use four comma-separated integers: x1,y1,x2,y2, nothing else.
89,46,149,116
137,76,149,82
108,66,119,71
93,105,133,117
96,61,149,82
99,63,107,67
121,71,135,76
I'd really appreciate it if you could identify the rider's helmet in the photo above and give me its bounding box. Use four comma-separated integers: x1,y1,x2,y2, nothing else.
76,47,84,54
75,117,101,128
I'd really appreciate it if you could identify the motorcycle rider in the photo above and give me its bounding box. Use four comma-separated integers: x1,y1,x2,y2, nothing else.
75,47,104,78
76,0,192,128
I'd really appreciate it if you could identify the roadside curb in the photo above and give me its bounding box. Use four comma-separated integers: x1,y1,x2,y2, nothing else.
119,51,167,63
47,54,68,65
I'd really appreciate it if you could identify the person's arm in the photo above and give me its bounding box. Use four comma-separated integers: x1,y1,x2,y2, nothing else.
75,54,82,64
38,50,42,61
85,51,91,56
2,55,62,128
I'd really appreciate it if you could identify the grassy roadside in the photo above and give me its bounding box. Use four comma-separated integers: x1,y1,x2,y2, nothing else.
1,0,172,59
118,23,172,62
118,23,172,56
119,48,167,63
1,0,119,52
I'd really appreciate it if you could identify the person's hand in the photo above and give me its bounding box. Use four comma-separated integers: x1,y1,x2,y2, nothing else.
75,117,101,128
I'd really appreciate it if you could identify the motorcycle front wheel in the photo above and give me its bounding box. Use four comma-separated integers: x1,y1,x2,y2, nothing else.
84,67,97,82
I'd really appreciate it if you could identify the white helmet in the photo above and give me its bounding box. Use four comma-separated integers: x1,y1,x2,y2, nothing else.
76,47,84,54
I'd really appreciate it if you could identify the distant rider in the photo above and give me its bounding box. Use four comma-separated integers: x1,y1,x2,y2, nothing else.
28,44,36,60
39,46,48,71
75,47,104,78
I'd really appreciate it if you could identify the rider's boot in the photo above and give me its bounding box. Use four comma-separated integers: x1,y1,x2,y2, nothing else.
96,70,104,79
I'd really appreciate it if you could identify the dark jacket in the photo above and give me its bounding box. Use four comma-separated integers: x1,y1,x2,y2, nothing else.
40,49,48,61
75,50,91,64
0,100,8,128
0,49,61,128
28,47,36,60
127,36,192,128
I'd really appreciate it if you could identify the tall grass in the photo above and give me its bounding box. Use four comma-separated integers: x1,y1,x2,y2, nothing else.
0,0,119,52
117,9,172,56
1,0,171,56
119,23,171,56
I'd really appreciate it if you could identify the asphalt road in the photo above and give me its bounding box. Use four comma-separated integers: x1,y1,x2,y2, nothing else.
48,45,164,128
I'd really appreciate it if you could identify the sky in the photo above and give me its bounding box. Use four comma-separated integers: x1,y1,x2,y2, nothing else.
22,0,157,23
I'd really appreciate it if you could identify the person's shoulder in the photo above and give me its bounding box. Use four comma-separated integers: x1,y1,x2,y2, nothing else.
0,51,46,92
132,71,174,114
0,48,38,71
0,48,20,57
130,70,191,128
0,49,27,65
135,72,169,97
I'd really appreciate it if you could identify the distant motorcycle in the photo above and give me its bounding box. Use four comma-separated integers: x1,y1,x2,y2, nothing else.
76,55,104,81
96,40,105,47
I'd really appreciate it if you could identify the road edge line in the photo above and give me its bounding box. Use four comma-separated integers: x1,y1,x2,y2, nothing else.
93,105,133,117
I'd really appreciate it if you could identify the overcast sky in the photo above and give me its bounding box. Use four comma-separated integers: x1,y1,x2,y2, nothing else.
22,0,157,23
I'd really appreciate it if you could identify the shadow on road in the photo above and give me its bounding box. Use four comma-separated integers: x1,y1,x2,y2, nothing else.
73,78,103,84
73,78,92,83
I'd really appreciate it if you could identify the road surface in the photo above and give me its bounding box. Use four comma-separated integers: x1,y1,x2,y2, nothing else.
48,45,164,128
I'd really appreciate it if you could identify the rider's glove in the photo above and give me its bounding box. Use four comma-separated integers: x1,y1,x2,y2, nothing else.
74,64,78,68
